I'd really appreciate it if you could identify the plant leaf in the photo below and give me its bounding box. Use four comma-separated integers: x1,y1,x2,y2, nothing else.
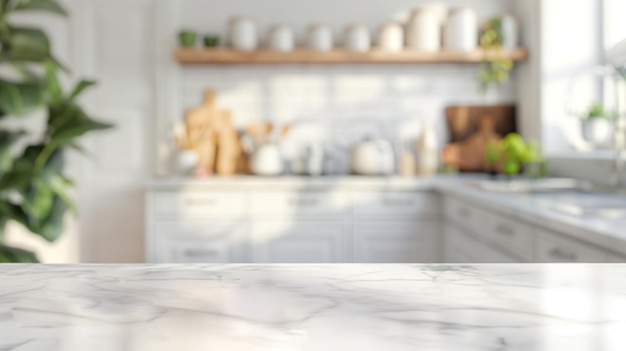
50,105,113,145
6,27,51,62
69,80,97,100
11,0,67,16
0,79,44,116
37,195,67,242
0,129,26,173
0,245,39,263
44,60,62,106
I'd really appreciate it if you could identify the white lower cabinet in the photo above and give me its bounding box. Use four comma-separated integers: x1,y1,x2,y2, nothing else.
153,220,247,263
534,229,608,263
250,220,347,263
353,221,438,263
444,224,519,263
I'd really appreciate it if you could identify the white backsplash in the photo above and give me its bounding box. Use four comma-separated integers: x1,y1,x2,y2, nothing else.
181,65,517,162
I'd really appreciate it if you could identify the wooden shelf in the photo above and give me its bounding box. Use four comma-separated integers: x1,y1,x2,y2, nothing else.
173,48,529,65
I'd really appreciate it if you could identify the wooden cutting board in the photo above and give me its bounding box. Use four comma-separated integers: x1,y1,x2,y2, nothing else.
443,105,517,172
446,105,517,143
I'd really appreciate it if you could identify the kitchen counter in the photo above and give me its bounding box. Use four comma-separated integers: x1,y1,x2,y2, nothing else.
1,264,625,350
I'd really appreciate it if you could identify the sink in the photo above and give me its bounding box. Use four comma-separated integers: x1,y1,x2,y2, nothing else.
467,178,626,219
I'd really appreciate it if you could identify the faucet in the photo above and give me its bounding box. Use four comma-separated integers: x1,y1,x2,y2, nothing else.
612,75,626,187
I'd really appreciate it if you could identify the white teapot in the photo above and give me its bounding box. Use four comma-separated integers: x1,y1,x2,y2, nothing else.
350,139,395,176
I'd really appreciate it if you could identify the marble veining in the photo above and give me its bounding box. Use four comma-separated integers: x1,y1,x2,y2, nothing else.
1,264,626,350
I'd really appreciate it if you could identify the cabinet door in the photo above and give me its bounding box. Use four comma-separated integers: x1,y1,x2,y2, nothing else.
444,224,519,263
153,220,247,263
251,220,346,263
353,221,439,263
535,229,607,263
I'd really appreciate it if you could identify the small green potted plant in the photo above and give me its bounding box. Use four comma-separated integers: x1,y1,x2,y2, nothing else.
485,133,546,179
478,17,514,93
581,102,615,147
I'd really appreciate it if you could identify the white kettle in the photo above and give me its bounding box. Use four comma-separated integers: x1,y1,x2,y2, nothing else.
350,139,395,176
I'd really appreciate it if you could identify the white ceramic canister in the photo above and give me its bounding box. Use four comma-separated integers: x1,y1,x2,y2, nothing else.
308,24,334,51
230,16,258,51
377,22,404,52
407,7,443,52
268,24,295,52
501,15,519,50
444,7,478,52
416,127,439,176
344,24,371,53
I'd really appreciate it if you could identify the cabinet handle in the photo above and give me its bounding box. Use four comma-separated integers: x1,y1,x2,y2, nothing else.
382,198,414,207
184,198,216,207
183,248,220,258
289,198,319,207
495,224,515,237
549,248,578,261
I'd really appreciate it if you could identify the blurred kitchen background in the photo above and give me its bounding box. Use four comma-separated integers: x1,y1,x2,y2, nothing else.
3,0,626,264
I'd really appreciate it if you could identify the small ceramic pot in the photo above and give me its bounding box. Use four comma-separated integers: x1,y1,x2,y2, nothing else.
444,7,478,52
308,24,334,51
345,24,371,53
268,24,295,52
501,15,519,50
203,35,220,48
230,16,258,51
377,23,404,52
250,143,285,176
178,30,197,48
582,118,614,147
407,7,443,52
177,150,199,176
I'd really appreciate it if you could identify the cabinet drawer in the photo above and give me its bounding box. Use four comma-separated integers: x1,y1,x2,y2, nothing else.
444,224,518,263
250,192,348,217
168,241,233,263
444,198,487,234
155,220,245,239
353,192,439,218
535,230,607,263
484,214,534,261
153,192,246,217
250,220,346,263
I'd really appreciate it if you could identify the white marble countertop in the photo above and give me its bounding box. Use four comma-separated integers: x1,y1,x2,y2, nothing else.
1,264,626,351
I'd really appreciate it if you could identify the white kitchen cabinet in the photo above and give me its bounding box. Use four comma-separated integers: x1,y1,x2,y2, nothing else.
250,220,347,263
153,192,246,218
353,221,439,263
444,224,519,263
535,229,608,263
353,192,440,219
251,192,349,218
153,220,247,263
482,212,535,261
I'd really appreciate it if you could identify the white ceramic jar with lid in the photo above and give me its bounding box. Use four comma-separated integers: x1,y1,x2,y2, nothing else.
407,6,445,52
444,7,478,52
345,24,371,53
501,15,519,50
268,24,295,52
308,24,334,51
377,22,404,52
230,16,258,51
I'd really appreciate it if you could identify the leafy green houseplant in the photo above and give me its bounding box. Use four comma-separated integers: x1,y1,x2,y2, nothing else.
0,0,113,262
478,17,514,92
